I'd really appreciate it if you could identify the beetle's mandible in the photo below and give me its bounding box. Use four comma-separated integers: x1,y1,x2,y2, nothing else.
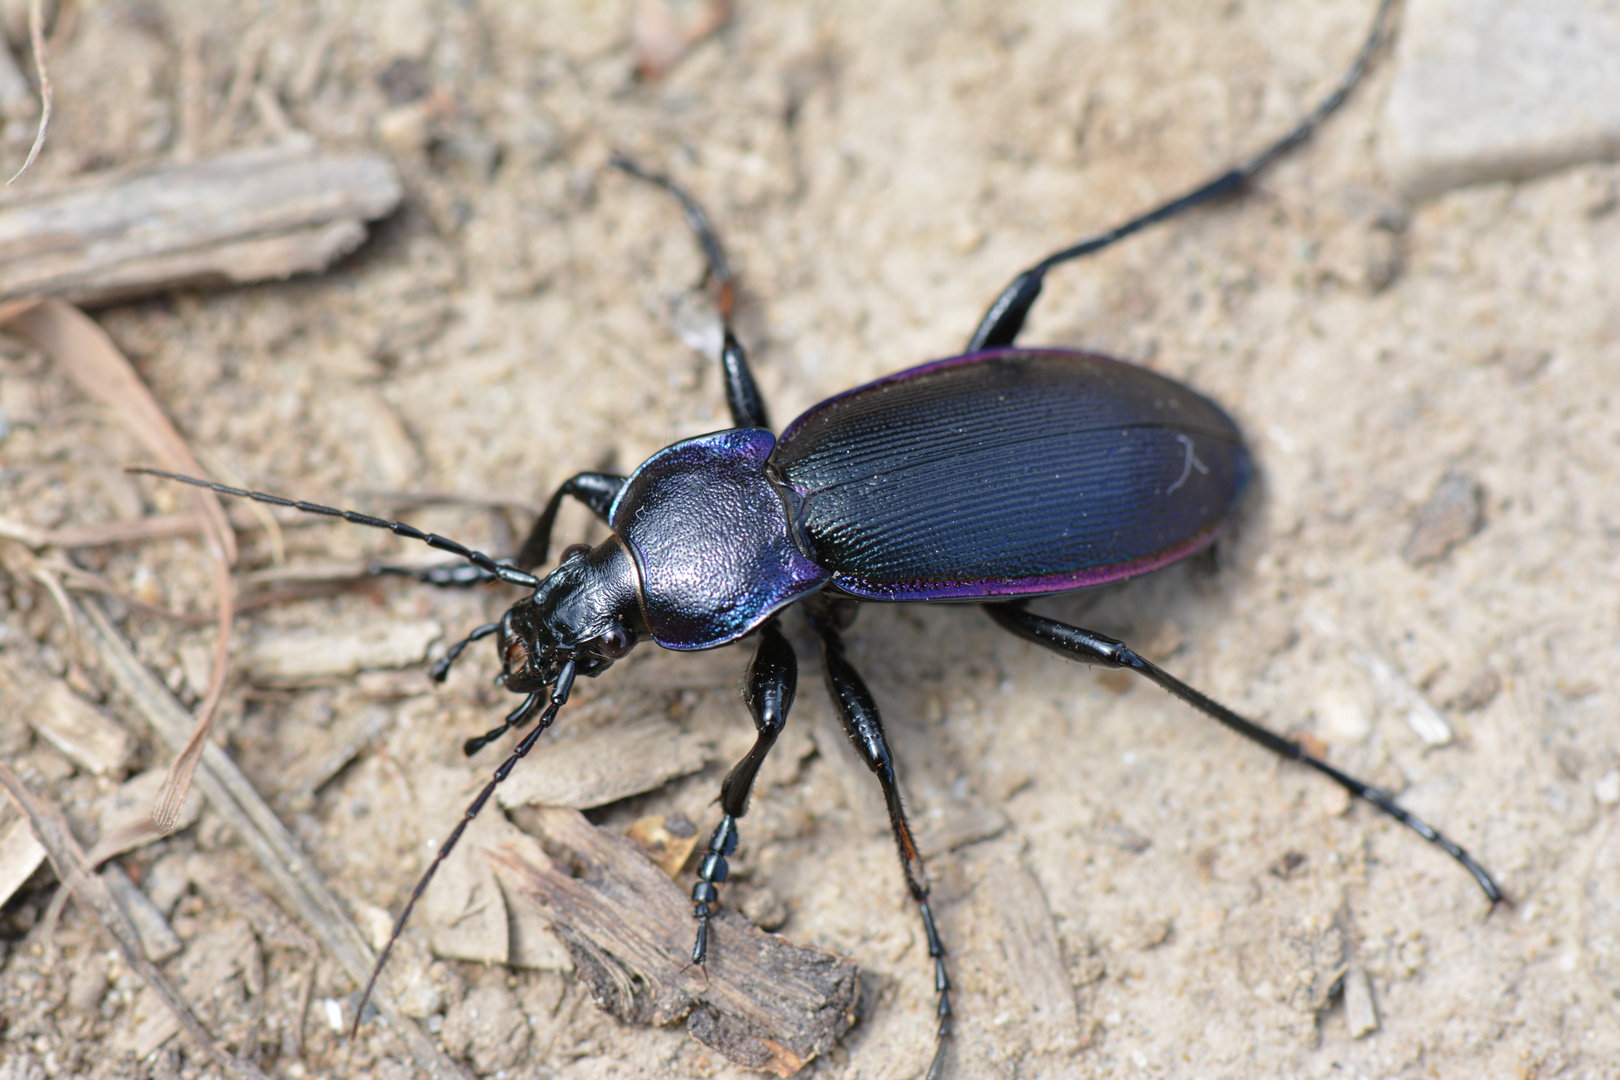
138,1,1504,1076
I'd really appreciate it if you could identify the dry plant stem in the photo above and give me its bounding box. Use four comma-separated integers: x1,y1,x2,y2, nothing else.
0,764,269,1080
0,508,278,550
6,0,50,184
74,597,466,1080
6,543,208,625
0,298,238,836
192,445,287,565
0,510,215,549
0,541,76,638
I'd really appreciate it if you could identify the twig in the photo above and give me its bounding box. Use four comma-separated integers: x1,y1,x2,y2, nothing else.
0,763,268,1080
74,596,466,1080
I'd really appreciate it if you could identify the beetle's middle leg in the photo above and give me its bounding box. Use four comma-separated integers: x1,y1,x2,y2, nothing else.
984,602,1505,905
691,617,797,967
809,604,952,1080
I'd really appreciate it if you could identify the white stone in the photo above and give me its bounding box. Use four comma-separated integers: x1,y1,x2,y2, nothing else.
1381,0,1620,200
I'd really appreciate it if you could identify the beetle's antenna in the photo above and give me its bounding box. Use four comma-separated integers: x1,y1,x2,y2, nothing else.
130,469,542,590
352,657,578,1037
966,0,1397,352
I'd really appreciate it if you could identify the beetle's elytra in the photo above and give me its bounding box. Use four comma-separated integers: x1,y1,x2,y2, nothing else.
138,0,1504,1076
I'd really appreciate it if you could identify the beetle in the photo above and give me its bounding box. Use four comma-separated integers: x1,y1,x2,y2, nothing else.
140,0,1502,1074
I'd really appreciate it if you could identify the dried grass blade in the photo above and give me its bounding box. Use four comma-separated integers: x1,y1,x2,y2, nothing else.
5,0,50,184
0,298,240,834
0,298,236,563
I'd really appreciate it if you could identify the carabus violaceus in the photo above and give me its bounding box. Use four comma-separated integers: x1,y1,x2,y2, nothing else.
139,1,1503,1075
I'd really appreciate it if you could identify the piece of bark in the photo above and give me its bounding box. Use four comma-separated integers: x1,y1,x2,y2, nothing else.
1404,470,1485,566
495,712,713,811
491,806,857,1076
244,620,441,684
0,655,135,777
990,858,1082,1054
0,813,47,908
0,142,401,306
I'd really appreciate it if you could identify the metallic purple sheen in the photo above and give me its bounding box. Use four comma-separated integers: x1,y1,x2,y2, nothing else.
611,428,831,650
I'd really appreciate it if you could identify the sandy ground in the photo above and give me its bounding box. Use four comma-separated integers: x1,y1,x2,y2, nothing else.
2,2,1618,1078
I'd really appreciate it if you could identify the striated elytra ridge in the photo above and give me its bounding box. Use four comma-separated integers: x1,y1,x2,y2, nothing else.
771,349,1250,601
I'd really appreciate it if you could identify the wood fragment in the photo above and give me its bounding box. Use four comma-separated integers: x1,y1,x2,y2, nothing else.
1344,962,1379,1037
115,918,257,1059
990,858,1082,1054
495,712,713,811
626,813,700,877
492,806,858,1076
244,620,442,684
0,654,135,776
0,143,401,305
0,812,46,908
276,703,394,802
101,862,182,962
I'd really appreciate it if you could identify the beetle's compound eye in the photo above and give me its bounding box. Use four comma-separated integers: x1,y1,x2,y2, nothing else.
559,543,590,563
593,622,635,660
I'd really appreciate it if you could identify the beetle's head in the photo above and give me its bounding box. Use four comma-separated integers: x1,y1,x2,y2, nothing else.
496,538,645,691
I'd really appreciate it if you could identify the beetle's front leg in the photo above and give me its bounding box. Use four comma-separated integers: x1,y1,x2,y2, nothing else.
374,471,626,587
511,471,626,571
813,616,952,1080
691,617,797,966
984,602,1505,905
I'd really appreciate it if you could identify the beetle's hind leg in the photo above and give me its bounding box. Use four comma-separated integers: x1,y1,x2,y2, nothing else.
690,618,797,969
811,609,953,1080
984,602,1505,906
964,0,1395,352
